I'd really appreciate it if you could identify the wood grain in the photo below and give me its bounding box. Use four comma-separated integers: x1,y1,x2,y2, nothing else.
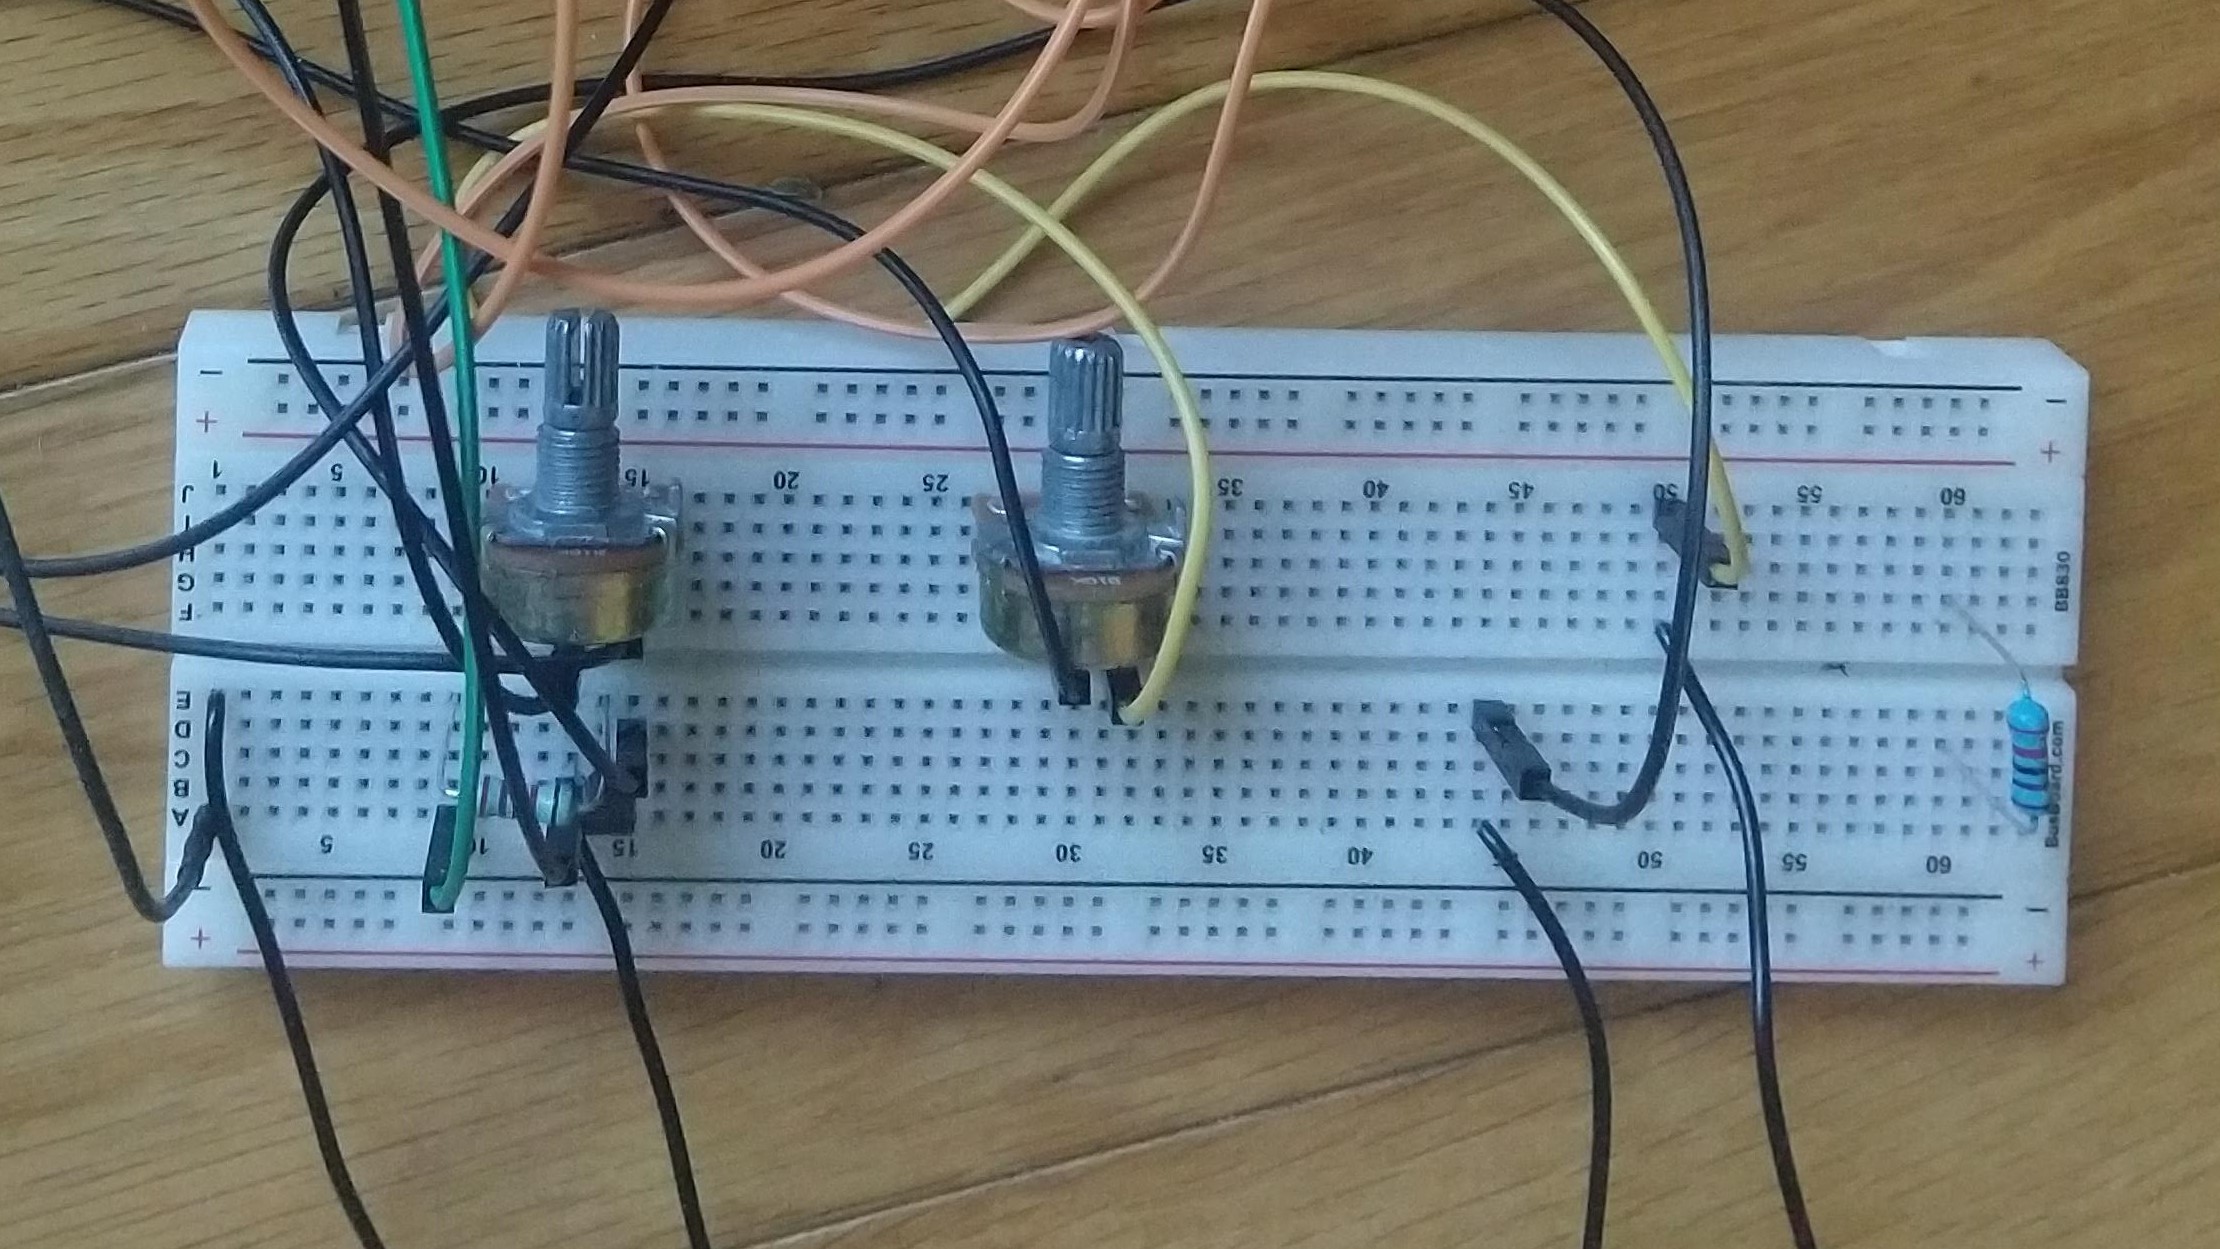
766,864,2220,1249
4,0,2218,1246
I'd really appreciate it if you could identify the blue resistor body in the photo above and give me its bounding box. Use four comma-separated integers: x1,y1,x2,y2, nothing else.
2007,691,2052,814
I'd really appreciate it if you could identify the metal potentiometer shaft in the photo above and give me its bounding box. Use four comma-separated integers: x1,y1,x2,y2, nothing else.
972,334,1185,674
482,310,681,647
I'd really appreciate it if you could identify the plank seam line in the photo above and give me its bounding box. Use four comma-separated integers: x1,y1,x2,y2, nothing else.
0,349,174,408
2072,854,2220,911
719,856,2219,1245
727,984,1722,1249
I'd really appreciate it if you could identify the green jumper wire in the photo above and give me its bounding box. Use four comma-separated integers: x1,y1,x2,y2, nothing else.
391,0,485,911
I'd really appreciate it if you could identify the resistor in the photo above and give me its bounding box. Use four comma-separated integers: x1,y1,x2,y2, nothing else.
1945,599,2055,817
2007,688,2052,815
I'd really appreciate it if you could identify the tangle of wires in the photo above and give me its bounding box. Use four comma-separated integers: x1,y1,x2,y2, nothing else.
1466,8,1821,1246
1471,632,1823,1249
29,0,1102,837
13,1,1174,1245
263,0,1089,820
1465,0,1721,830
16,1,1785,1247
97,0,1191,107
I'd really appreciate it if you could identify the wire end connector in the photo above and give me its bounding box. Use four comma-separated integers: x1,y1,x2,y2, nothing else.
1057,665,1094,710
1649,488,1732,589
422,805,463,914
1472,700,1555,801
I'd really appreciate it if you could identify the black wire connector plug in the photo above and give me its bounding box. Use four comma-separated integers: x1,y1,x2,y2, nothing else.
1650,486,1732,589
420,717,650,912
1471,700,1556,801
1105,667,1142,726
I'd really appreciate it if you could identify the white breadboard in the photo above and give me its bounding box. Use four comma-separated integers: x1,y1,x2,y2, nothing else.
160,312,2085,984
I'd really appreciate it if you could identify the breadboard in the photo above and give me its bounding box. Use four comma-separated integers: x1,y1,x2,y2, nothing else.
160,312,2085,984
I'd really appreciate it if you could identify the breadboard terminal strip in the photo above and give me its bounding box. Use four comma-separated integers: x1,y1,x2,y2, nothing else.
164,313,2085,985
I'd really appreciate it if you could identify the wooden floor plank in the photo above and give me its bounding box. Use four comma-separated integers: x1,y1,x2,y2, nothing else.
752,863,2220,1249
3,0,2216,1246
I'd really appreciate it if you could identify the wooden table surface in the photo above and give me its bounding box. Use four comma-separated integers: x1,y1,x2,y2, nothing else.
4,0,2217,1245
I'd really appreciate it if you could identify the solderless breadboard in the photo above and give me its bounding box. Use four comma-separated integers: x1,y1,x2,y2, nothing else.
160,312,2085,984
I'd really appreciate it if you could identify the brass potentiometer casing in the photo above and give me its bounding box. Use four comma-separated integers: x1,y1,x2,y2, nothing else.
481,310,680,647
971,335,1183,671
